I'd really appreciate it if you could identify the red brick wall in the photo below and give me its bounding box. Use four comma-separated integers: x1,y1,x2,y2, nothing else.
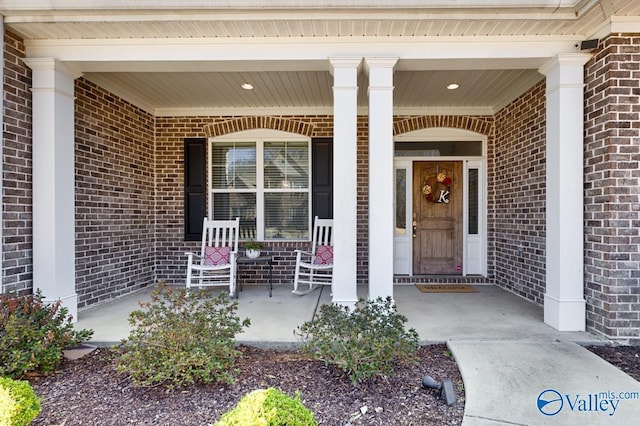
2,32,33,295
74,78,156,308
584,34,640,342
357,116,369,285
155,115,498,288
492,80,548,305
154,115,337,287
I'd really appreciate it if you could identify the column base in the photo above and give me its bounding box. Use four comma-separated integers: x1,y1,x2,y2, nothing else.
368,289,394,301
330,296,358,310
544,293,585,331
45,292,79,324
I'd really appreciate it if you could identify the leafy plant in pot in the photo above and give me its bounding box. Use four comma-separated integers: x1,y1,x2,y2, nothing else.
244,240,264,259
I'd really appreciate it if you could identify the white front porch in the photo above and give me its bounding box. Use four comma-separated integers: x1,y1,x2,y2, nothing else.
22,26,591,331
75,284,600,345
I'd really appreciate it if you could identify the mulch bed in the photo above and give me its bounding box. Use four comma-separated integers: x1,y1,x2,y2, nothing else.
586,345,640,382
29,344,465,425
26,343,640,425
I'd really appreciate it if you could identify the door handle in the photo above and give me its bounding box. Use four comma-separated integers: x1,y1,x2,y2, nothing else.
412,213,417,238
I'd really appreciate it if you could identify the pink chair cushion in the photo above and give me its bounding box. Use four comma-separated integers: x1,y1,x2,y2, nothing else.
204,246,231,266
313,245,333,265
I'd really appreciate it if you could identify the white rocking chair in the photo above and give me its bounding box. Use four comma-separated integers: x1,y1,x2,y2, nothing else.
292,216,333,295
186,217,239,297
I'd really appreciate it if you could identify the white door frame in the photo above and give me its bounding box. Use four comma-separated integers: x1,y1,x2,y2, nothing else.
393,128,487,277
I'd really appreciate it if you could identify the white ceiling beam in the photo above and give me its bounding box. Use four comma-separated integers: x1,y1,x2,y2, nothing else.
0,0,587,12
153,105,496,117
3,10,582,23
598,0,614,18
587,15,640,39
25,36,582,73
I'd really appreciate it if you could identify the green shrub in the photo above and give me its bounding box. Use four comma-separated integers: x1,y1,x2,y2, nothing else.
216,388,317,426
0,290,94,379
295,296,419,385
117,283,250,390
0,377,41,426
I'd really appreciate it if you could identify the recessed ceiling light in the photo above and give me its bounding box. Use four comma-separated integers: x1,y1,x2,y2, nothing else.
447,83,460,90
241,83,254,90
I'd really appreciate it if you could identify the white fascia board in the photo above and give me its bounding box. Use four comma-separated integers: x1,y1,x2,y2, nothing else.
72,57,555,73
2,9,581,23
583,16,640,43
25,36,582,71
76,60,331,73
155,105,493,117
155,106,334,117
0,0,584,12
610,16,640,34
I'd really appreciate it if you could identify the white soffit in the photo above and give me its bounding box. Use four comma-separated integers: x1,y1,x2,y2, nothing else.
5,0,639,115
27,35,557,115
81,67,543,116
0,0,589,8
6,1,640,40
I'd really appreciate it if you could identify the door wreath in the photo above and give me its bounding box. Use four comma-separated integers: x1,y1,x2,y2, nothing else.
422,172,452,203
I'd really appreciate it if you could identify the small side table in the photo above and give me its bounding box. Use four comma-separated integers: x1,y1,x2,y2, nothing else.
237,255,273,297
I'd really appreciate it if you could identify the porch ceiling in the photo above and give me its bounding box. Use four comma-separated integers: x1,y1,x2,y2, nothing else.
82,68,545,116
3,0,638,115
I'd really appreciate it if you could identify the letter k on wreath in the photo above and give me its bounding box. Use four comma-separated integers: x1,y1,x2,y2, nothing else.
422,172,452,204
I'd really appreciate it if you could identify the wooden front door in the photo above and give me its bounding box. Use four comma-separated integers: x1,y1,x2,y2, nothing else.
412,161,463,275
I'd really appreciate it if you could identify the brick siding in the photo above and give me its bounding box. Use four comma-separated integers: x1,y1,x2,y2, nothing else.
155,115,337,288
584,34,640,342
492,80,548,305
357,116,369,285
155,114,498,288
74,78,156,308
2,32,33,295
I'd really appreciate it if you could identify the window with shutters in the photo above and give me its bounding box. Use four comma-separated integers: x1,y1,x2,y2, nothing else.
210,130,311,241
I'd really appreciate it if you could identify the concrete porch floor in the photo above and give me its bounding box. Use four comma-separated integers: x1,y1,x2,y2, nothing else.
75,283,604,346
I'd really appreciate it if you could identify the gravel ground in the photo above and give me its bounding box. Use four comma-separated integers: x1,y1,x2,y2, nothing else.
29,344,465,426
26,344,640,425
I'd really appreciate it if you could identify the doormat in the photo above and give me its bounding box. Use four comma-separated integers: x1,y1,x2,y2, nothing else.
416,284,478,293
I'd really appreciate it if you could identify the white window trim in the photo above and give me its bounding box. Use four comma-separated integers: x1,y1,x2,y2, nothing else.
209,129,312,241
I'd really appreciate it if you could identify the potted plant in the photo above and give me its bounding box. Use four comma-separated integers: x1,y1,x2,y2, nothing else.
244,240,264,259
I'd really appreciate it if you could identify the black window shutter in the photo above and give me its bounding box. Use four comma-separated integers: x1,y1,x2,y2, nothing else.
312,138,333,220
184,138,207,240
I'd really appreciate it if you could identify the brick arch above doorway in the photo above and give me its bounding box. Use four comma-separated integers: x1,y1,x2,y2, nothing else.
203,116,315,138
393,115,495,137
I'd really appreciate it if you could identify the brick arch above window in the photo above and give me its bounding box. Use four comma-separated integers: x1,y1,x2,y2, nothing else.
393,115,494,137
203,116,315,138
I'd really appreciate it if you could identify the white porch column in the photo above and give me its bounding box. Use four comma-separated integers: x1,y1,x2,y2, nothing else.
539,53,591,331
365,57,398,300
23,58,80,320
329,57,361,308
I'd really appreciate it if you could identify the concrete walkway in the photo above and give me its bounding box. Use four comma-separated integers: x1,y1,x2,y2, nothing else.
451,341,640,425
75,284,639,425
